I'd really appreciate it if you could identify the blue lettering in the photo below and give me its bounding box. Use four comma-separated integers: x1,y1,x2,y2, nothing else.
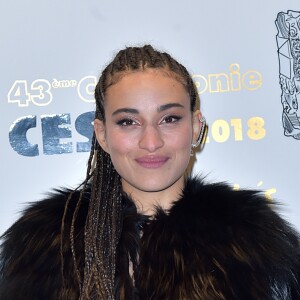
9,115,39,156
75,111,94,152
41,113,72,155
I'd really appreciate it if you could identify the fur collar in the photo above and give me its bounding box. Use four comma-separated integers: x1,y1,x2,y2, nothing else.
121,177,300,299
0,177,299,299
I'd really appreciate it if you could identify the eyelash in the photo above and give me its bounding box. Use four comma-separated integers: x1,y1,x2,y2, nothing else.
116,118,138,127
161,115,182,124
116,115,182,127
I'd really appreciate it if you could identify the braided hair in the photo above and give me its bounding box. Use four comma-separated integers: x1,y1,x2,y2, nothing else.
61,45,199,299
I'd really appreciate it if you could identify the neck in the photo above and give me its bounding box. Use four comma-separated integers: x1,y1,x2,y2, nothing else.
122,176,185,216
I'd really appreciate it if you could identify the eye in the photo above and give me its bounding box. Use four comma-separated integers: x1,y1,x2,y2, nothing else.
161,115,182,124
116,118,138,127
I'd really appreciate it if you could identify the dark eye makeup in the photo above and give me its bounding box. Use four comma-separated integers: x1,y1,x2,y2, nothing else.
115,114,183,127
161,115,182,124
116,118,137,127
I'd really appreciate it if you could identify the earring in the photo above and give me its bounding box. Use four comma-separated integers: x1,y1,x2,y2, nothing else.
192,116,206,148
190,148,195,157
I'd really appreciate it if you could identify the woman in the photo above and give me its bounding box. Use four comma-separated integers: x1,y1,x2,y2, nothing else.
0,45,299,299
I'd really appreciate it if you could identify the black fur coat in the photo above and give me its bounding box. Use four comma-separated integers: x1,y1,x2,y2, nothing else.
0,178,300,299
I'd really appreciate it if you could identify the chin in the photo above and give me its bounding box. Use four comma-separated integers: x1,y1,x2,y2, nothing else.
131,176,183,193
138,184,170,193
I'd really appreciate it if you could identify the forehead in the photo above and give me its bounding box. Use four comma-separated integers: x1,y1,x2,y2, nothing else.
104,69,190,110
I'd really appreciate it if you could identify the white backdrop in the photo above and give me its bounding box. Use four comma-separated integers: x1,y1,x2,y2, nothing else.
1,1,299,235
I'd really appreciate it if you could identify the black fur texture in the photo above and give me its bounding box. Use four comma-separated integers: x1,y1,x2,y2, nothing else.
0,177,299,299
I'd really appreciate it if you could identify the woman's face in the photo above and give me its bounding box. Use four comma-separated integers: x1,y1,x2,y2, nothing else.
94,69,201,195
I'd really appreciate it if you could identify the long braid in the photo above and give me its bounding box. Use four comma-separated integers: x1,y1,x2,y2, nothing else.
77,137,123,299
61,45,199,299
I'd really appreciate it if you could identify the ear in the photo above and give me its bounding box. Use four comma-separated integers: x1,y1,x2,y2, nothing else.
192,110,202,144
94,119,110,154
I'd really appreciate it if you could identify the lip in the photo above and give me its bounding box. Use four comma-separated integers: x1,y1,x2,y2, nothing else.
135,155,170,169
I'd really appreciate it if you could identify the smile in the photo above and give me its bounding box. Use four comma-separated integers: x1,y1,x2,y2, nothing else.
135,156,169,169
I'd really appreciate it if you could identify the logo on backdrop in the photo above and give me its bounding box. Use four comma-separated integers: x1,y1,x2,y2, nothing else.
7,67,266,156
275,10,300,140
9,112,94,156
7,76,97,156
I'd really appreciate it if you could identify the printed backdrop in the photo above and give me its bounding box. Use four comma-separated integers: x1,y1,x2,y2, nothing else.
1,1,299,235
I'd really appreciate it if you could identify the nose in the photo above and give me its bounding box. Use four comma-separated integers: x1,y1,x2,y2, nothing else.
139,125,164,152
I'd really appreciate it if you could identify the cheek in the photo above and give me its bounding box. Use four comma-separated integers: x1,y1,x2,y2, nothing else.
167,125,193,149
106,130,136,155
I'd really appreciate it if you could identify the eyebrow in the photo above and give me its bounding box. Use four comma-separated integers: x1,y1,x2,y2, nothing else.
112,103,185,116
157,103,184,112
112,108,139,116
